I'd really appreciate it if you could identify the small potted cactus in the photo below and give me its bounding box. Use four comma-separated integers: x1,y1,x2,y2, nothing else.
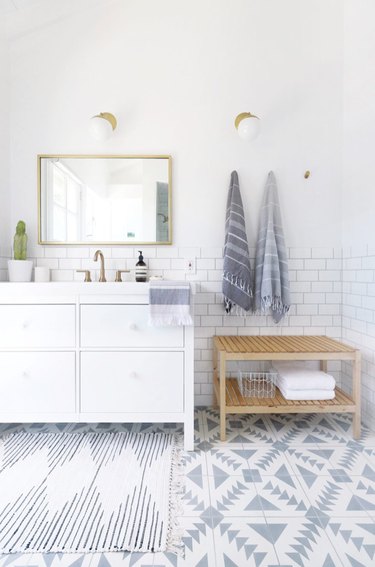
8,220,33,282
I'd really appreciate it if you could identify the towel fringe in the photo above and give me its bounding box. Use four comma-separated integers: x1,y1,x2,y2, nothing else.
223,300,249,317
148,315,194,327
223,272,253,298
166,434,185,556
258,295,290,315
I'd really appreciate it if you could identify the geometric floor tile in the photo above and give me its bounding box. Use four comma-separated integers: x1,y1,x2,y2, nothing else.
253,475,312,517
298,475,373,518
183,474,211,516
153,515,216,567
205,448,251,477
1,409,375,567
348,476,375,518
268,516,343,567
201,408,278,445
213,518,279,567
285,446,337,476
207,474,262,518
325,518,375,567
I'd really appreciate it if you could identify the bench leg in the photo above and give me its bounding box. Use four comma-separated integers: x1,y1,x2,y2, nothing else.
320,360,327,372
219,353,227,441
352,352,361,440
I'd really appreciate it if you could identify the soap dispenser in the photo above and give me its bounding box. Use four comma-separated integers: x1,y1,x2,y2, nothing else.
135,250,148,282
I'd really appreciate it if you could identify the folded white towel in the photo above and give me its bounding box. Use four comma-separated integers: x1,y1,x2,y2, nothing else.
272,363,336,391
273,360,317,371
272,360,336,390
278,386,335,401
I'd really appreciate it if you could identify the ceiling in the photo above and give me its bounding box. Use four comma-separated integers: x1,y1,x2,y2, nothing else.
0,0,110,39
0,0,45,15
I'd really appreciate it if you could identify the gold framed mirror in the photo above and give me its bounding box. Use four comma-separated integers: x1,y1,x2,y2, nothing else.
38,155,172,245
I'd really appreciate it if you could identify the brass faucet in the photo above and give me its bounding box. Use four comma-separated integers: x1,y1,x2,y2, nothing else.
93,249,106,282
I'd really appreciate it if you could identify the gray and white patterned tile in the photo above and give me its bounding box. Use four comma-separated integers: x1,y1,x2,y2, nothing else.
362,447,375,470
17,553,93,567
153,515,216,567
201,409,277,446
347,476,375,519
267,516,343,567
253,474,311,517
324,517,375,567
89,551,154,566
330,414,375,447
182,448,208,477
182,474,211,517
244,447,295,477
323,444,375,477
0,553,37,566
285,446,336,476
205,448,250,477
213,518,279,567
207,473,262,518
301,476,373,518
270,414,353,446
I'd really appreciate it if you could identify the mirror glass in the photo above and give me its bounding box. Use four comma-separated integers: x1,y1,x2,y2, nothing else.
38,155,171,244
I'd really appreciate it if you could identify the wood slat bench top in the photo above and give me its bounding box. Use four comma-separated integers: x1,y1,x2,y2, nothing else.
214,335,357,355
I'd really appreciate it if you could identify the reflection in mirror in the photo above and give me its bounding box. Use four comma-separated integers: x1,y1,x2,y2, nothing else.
38,155,171,244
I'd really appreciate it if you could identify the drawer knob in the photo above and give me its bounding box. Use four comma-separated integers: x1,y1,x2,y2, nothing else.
22,321,29,329
22,371,29,378
129,371,138,379
129,323,137,331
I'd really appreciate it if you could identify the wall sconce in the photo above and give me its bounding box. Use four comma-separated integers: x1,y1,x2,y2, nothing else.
235,112,260,141
89,112,117,141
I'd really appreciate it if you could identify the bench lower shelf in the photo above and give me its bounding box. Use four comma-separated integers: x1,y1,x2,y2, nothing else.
214,377,356,414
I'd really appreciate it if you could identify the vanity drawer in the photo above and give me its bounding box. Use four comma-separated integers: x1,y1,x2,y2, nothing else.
0,304,75,348
0,352,76,413
80,304,183,348
81,351,184,413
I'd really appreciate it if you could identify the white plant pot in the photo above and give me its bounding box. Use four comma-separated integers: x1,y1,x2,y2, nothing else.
8,260,33,282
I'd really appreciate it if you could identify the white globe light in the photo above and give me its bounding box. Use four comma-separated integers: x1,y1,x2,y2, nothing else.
235,112,260,141
89,113,117,141
89,116,113,140
237,116,260,141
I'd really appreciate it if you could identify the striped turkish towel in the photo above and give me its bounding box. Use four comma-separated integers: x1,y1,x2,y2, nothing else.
149,280,193,326
254,171,290,323
223,171,252,314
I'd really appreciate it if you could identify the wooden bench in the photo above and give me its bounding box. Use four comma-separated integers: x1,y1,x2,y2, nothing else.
213,335,361,440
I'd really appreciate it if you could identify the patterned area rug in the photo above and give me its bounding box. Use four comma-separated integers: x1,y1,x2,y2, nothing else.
0,431,183,554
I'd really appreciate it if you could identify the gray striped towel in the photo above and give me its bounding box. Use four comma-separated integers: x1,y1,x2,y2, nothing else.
254,171,290,323
149,280,193,326
223,171,252,314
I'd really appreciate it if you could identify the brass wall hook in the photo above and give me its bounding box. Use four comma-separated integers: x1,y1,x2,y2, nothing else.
304,170,311,179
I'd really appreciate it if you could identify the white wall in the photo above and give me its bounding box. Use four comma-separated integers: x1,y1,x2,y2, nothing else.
7,0,343,251
341,0,375,429
342,0,375,248
0,34,10,257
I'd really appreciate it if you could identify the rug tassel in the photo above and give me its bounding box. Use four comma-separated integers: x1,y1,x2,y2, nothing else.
166,434,185,555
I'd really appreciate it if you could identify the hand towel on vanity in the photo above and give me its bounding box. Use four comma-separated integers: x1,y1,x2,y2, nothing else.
222,171,252,314
149,281,193,326
278,387,335,401
254,171,290,323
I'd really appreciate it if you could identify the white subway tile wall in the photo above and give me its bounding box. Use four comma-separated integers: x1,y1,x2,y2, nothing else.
342,246,375,431
1,244,374,430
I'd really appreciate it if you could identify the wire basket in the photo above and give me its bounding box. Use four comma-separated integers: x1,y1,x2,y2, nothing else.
238,371,277,398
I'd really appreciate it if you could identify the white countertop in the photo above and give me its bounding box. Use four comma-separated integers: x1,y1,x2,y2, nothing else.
0,281,195,302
